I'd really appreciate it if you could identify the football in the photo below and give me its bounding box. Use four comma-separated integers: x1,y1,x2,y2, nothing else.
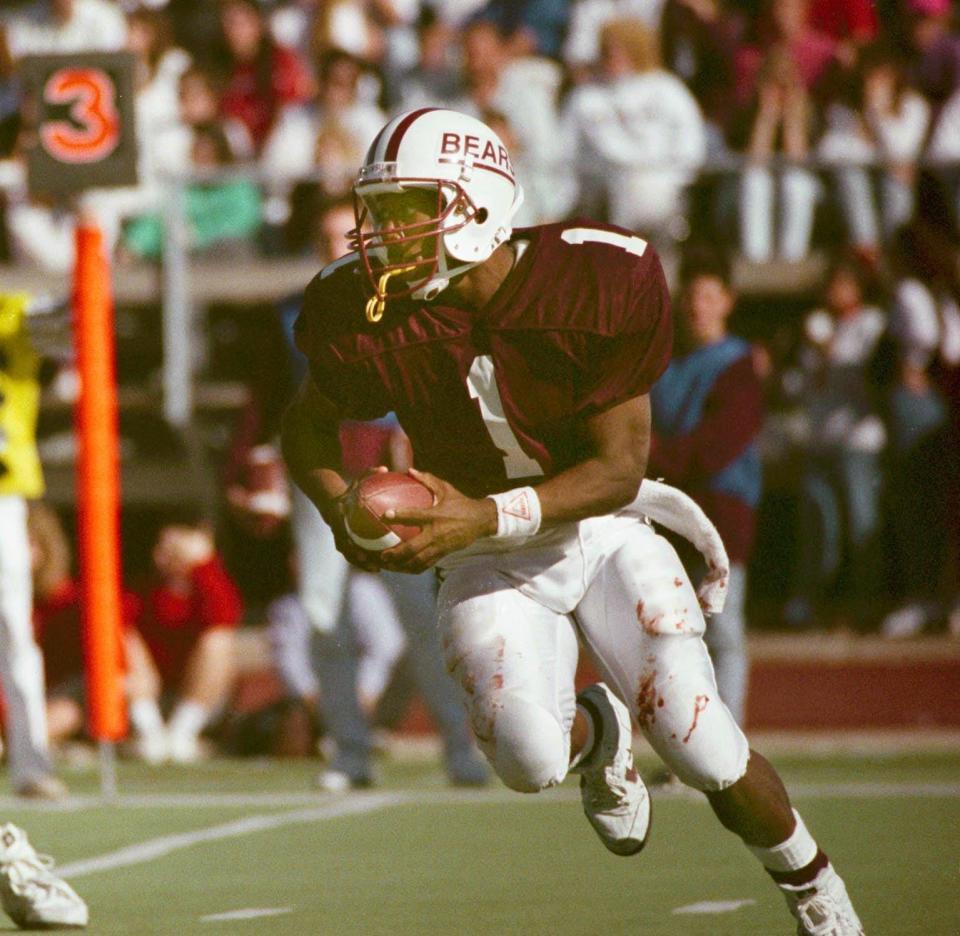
343,471,434,551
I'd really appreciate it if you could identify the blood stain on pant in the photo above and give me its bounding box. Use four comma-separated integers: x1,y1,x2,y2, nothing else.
673,578,683,587
682,694,710,744
636,670,659,728
635,599,662,635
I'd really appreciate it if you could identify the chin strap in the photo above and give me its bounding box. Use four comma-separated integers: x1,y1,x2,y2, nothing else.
365,265,418,322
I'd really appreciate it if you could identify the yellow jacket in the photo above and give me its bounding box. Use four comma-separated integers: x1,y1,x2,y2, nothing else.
0,294,44,498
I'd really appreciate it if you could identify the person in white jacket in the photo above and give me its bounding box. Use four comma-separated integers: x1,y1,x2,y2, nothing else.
817,42,930,262
560,16,707,247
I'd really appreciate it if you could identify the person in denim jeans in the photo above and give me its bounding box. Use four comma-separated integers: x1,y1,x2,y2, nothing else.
782,256,887,629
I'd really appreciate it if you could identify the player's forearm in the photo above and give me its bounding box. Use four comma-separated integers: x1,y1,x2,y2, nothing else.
535,451,646,526
528,395,650,528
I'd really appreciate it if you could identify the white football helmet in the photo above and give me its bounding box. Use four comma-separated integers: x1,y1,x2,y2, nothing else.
351,108,524,318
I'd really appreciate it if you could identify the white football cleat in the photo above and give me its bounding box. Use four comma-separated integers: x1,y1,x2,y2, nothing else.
0,823,88,929
575,683,651,856
780,864,865,935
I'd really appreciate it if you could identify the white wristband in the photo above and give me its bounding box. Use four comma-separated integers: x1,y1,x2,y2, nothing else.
487,487,542,539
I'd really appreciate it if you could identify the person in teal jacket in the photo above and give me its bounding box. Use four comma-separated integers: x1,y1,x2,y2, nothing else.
123,122,262,258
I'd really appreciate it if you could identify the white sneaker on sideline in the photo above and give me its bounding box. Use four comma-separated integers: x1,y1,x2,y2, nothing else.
132,729,169,765
167,732,202,764
780,864,865,935
0,824,88,929
881,602,933,639
14,776,68,801
575,683,651,856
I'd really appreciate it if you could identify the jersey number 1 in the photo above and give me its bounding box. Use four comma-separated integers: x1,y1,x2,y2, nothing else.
466,356,544,479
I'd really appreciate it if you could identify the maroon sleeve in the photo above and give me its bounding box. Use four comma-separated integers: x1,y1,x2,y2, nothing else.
191,557,244,631
648,354,762,481
574,260,673,417
293,271,387,419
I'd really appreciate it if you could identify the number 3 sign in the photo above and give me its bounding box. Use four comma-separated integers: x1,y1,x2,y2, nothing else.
20,52,138,196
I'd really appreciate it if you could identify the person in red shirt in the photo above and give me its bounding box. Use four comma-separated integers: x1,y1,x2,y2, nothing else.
29,503,134,750
127,521,243,763
218,0,314,153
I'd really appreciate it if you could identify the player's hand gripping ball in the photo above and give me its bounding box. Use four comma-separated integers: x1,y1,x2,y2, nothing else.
343,471,435,551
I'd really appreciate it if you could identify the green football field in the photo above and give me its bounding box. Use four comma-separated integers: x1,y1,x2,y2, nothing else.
1,747,957,936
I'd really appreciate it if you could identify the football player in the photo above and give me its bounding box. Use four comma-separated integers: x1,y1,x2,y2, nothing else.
281,108,865,935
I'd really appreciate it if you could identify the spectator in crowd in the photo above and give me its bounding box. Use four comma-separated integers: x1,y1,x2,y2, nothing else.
880,210,960,637
0,26,20,160
470,0,572,59
263,47,386,232
126,519,242,763
658,0,745,243
733,0,837,263
28,501,141,747
394,5,463,112
218,0,315,156
736,46,819,263
563,0,664,81
648,249,763,725
561,17,707,249
781,256,887,630
817,42,930,267
926,69,960,233
900,0,960,117
660,0,744,134
265,550,408,728
310,0,387,65
121,122,263,261
127,4,192,136
153,64,254,177
0,295,66,799
28,501,87,747
808,0,878,58
1,0,127,59
448,18,570,224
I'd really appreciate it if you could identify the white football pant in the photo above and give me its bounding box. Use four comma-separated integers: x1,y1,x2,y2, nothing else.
437,518,750,793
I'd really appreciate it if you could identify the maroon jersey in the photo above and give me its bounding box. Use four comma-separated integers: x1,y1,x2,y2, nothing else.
295,221,672,498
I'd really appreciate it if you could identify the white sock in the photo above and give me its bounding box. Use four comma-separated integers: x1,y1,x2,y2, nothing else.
129,698,164,737
568,703,597,770
167,701,209,740
747,809,819,873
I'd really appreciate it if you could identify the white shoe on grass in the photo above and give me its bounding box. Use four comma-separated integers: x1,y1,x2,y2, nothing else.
132,729,169,765
14,776,68,802
780,864,865,935
168,732,203,764
575,683,651,856
0,823,88,929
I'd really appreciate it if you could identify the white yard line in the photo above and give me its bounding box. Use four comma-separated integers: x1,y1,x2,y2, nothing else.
673,899,757,915
200,908,293,922
56,793,403,879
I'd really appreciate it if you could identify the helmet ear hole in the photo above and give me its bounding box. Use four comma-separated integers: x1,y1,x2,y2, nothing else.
475,207,489,224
